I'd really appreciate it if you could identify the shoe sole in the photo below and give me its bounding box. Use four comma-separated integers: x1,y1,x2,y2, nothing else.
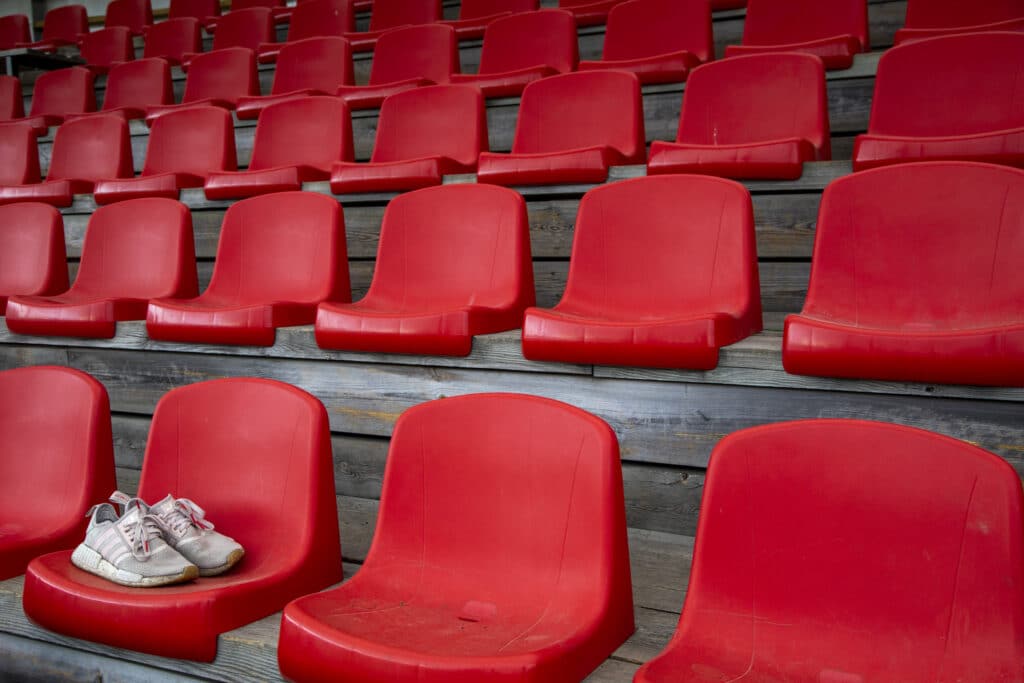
71,544,199,588
198,548,245,577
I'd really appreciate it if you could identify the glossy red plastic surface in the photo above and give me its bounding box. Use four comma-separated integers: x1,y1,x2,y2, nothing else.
0,14,31,49
648,53,829,179
144,47,259,121
279,392,633,682
711,0,745,8
206,97,353,199
5,198,197,338
80,26,135,74
18,5,87,52
896,0,1023,43
477,71,645,186
853,32,1024,171
168,0,220,22
148,192,348,345
0,76,24,121
558,0,627,26
724,0,868,69
24,377,343,660
237,36,353,119
23,66,96,135
186,5,272,64
142,17,201,65
330,85,485,194
783,162,1024,386
316,185,532,354
0,115,133,208
105,0,153,35
636,419,1024,683
0,123,41,187
336,24,457,109
257,0,352,62
579,0,712,84
344,0,442,52
440,0,538,39
449,9,578,97
522,175,761,369
0,203,69,314
80,58,173,120
0,366,116,580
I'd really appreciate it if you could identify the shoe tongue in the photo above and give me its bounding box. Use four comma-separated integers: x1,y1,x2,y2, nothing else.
150,494,176,515
120,504,144,525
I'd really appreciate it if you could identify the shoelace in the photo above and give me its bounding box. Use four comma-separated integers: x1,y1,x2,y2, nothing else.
165,497,216,536
124,511,165,561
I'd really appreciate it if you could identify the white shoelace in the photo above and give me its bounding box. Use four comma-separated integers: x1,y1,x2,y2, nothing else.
123,510,165,560
165,498,216,536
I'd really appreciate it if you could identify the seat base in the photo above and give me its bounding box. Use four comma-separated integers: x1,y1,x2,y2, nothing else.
314,303,476,356
852,128,1024,171
647,138,816,180
0,179,85,208
144,98,235,125
235,89,322,120
724,34,863,70
4,296,148,338
330,157,469,194
449,66,558,98
204,165,326,200
477,147,617,186
93,172,203,204
440,11,513,39
335,78,433,110
147,300,320,346
578,50,701,85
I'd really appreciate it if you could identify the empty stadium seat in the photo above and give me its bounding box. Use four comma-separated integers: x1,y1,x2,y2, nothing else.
853,32,1024,171
559,0,628,26
0,366,116,581
75,58,173,120
635,419,1024,682
145,47,259,122
477,71,645,186
237,36,353,119
0,75,25,121
142,16,202,65
336,24,457,110
204,0,281,31
0,123,41,188
344,0,442,52
95,106,237,204
5,198,197,338
724,0,868,69
449,9,578,97
579,0,714,84
0,115,133,208
184,6,273,65
783,162,1024,387
147,192,349,345
105,0,153,35
648,53,830,179
895,0,1023,43
330,85,484,193
206,97,353,199
279,393,634,681
256,0,352,62
0,14,31,49
315,184,532,354
522,175,762,369
23,377,343,660
80,26,135,74
17,4,87,52
0,204,69,314
440,0,538,40
23,66,96,136
168,0,220,23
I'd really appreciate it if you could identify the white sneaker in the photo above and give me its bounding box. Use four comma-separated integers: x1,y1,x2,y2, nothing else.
147,494,245,577
71,502,199,587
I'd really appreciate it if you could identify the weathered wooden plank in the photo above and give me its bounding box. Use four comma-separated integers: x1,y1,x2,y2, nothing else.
585,658,642,682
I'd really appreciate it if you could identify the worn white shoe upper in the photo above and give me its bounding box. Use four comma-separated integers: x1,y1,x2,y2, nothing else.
147,495,245,577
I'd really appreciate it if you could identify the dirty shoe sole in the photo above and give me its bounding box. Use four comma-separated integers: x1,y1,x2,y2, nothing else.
197,548,245,577
71,544,199,587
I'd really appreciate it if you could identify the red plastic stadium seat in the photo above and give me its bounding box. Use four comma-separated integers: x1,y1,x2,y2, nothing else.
0,75,25,121
896,0,1023,44
0,204,69,314
336,24,457,110
316,185,532,355
440,0,538,40
17,5,88,52
477,71,645,186
343,0,442,53
724,0,868,69
579,0,713,84
0,366,116,581
635,419,1024,683
105,0,153,35
559,0,628,26
711,0,745,8
147,192,349,345
853,32,1024,171
522,175,761,369
23,66,96,136
237,37,353,119
168,0,220,23
5,198,197,338
648,53,830,180
449,9,578,97
783,162,1024,387
96,106,237,204
145,47,259,122
257,0,352,62
0,123,41,188
203,0,281,31
185,6,273,65
24,377,343,661
0,14,31,49
330,85,485,193
206,97,353,199
80,26,135,74
0,115,133,208
143,17,202,65
279,393,633,681
71,58,173,120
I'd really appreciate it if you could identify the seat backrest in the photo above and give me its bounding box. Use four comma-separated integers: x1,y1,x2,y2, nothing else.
249,97,353,172
363,184,533,311
286,0,353,42
204,192,349,305
459,0,537,20
371,85,486,167
143,17,201,63
182,46,259,104
103,58,174,113
368,0,442,33
868,32,1024,138
511,71,645,162
70,197,198,300
143,106,237,177
137,378,339,576
742,0,868,49
0,203,69,305
0,122,40,185
677,53,830,159
105,0,153,32
0,14,31,49
478,9,578,75
603,0,713,63
802,161,1024,330
366,393,628,608
904,0,1021,28
80,26,135,70
368,23,458,86
683,419,1024,681
29,66,96,119
231,0,283,8
46,114,133,183
272,36,353,94
0,75,25,120
41,4,88,44
212,6,273,51
168,0,220,21
561,175,759,320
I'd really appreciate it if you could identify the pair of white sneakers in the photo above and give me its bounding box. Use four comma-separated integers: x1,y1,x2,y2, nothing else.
71,491,245,588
